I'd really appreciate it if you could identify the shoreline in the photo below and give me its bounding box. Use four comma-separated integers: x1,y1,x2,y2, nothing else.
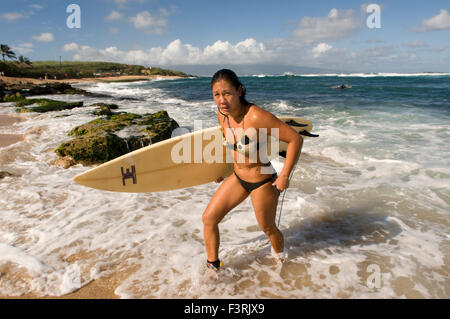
0,74,187,86
0,88,136,299
0,269,134,299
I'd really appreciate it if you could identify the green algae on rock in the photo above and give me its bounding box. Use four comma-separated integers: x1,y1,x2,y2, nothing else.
14,98,84,113
55,110,179,165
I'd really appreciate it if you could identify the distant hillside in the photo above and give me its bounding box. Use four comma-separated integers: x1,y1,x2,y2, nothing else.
0,61,189,79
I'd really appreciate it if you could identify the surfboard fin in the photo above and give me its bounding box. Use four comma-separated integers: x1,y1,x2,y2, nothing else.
299,130,319,137
285,119,309,127
279,131,319,158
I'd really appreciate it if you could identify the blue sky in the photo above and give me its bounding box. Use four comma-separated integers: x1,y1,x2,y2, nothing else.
1,0,449,73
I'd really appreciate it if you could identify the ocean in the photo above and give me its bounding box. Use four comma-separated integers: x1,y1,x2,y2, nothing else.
0,73,449,298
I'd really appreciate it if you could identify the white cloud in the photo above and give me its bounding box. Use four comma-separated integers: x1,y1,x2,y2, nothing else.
32,32,54,43
105,10,123,21
12,43,33,55
0,12,24,22
129,10,168,34
62,38,272,66
292,8,362,44
413,9,450,32
62,42,80,52
312,43,332,58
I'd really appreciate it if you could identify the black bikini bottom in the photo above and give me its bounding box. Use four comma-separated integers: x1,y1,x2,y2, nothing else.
234,172,278,193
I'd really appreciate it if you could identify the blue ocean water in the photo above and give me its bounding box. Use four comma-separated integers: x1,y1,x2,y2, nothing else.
151,74,449,165
0,73,449,298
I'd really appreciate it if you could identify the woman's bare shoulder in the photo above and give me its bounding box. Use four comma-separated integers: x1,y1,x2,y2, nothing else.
247,105,279,128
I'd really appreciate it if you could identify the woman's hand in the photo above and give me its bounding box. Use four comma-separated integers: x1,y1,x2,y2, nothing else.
272,175,289,192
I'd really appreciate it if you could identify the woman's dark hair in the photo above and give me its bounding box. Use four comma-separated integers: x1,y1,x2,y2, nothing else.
211,69,252,106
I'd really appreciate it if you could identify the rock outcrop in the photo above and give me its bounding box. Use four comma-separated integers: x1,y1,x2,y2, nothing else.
0,81,109,100
55,110,179,165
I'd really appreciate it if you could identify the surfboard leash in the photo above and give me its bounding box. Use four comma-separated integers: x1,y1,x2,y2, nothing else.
276,164,297,228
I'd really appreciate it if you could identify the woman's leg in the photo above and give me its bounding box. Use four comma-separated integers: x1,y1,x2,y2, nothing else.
250,183,284,253
202,174,249,262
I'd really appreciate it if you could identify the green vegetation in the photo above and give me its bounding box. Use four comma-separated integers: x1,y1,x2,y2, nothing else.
0,41,189,78
17,99,84,113
3,93,25,102
0,59,188,79
1,44,17,62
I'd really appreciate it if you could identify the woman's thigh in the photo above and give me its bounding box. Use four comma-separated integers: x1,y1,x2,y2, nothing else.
202,174,249,225
250,182,279,232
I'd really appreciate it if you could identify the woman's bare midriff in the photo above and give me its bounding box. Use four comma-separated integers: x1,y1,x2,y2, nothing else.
233,161,276,183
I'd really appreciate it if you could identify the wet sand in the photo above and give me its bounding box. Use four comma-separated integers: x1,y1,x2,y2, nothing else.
0,115,25,147
0,272,131,299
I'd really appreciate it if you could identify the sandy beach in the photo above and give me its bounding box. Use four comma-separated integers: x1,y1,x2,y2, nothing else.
0,268,125,299
0,74,185,86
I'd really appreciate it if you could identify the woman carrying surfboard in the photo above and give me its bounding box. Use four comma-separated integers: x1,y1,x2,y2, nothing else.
202,69,303,272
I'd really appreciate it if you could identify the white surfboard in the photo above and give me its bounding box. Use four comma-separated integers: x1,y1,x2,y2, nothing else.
73,116,316,193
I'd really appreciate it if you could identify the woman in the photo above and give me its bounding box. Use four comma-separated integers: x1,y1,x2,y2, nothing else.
202,69,303,272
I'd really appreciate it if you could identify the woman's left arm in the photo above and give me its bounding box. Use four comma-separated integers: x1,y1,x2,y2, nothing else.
251,108,303,191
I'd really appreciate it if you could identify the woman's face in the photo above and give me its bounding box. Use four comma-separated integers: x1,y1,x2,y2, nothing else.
212,80,242,117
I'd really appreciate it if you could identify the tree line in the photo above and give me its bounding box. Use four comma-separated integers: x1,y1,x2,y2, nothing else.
0,43,188,79
1,43,32,66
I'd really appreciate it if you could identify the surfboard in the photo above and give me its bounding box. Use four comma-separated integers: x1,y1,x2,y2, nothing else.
73,116,316,193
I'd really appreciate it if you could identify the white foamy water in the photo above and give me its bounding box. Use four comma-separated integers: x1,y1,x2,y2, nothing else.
0,78,448,298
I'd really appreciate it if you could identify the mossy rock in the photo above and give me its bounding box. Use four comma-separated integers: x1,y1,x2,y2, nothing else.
92,102,119,109
69,113,142,136
14,98,84,113
92,103,119,116
56,110,179,165
55,133,132,163
3,93,25,103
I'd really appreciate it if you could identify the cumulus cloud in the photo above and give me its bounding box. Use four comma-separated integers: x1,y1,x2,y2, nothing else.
413,9,450,32
292,8,362,44
129,10,168,34
312,43,333,58
32,32,54,42
0,12,24,22
62,38,272,66
105,10,123,21
62,42,80,52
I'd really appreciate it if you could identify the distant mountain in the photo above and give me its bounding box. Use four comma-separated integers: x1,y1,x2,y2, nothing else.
166,64,336,77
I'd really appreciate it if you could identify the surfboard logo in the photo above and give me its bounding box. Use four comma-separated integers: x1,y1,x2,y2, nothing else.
121,165,137,186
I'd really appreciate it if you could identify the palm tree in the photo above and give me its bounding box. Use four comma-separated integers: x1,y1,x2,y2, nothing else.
18,55,32,67
0,44,17,62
